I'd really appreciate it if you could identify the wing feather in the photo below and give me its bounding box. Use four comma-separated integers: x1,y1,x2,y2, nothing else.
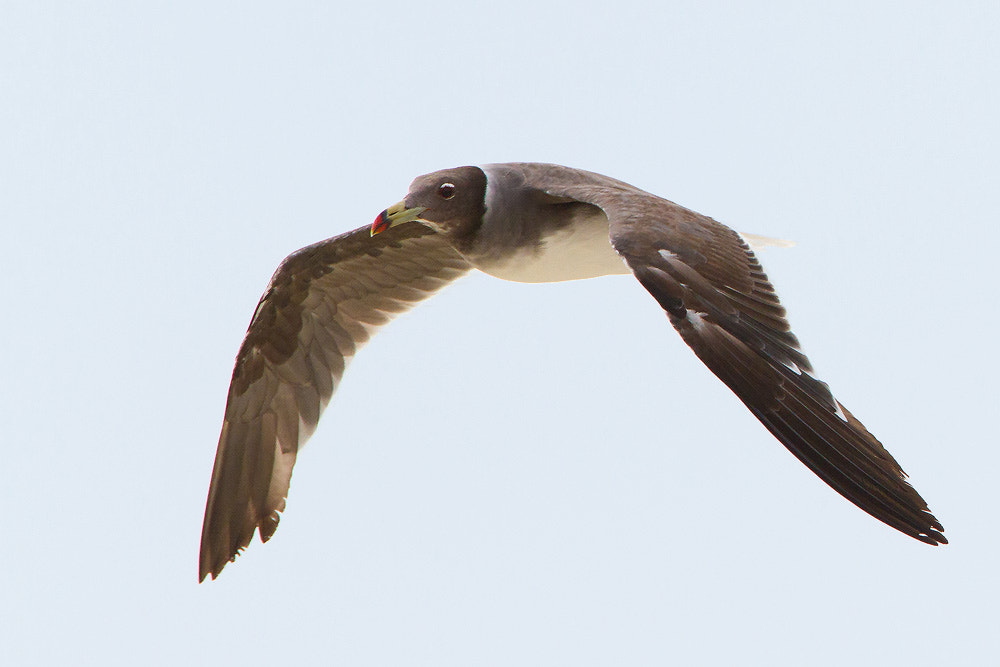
199,223,470,581
516,163,945,544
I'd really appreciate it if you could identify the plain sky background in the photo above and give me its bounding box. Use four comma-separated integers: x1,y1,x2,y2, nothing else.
3,2,998,665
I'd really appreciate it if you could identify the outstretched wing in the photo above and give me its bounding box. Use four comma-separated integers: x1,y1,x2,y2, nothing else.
519,163,946,545
200,223,471,581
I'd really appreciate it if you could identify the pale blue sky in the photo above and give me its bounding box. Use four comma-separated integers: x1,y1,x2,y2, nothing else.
3,2,998,665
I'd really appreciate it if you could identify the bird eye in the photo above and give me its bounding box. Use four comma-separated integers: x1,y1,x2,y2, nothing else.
437,183,456,199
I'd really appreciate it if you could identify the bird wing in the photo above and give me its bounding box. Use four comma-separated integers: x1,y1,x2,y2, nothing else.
516,163,946,545
200,222,471,581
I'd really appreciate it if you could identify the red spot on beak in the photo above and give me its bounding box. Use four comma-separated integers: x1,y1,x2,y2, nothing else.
371,210,391,236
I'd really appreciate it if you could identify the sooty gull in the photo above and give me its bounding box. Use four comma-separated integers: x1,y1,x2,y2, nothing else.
199,162,945,581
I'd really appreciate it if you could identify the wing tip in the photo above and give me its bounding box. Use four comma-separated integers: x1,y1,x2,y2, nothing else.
198,546,238,583
198,512,282,583
917,515,948,546
914,529,948,546
198,544,246,583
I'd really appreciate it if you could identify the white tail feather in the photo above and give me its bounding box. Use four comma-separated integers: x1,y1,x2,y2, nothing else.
739,232,795,250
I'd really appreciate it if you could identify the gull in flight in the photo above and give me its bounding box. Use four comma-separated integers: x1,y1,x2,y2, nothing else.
199,163,945,581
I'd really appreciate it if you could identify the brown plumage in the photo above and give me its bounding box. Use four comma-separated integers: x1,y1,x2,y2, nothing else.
200,224,470,581
200,163,945,582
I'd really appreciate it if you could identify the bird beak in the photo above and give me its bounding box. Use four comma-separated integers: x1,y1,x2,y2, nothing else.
371,201,427,236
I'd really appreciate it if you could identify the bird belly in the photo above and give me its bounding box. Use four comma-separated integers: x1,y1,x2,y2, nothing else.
474,210,631,284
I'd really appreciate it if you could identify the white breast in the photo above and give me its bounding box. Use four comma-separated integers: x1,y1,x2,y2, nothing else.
474,208,632,284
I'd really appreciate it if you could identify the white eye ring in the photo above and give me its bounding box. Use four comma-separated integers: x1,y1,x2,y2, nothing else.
437,183,456,199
